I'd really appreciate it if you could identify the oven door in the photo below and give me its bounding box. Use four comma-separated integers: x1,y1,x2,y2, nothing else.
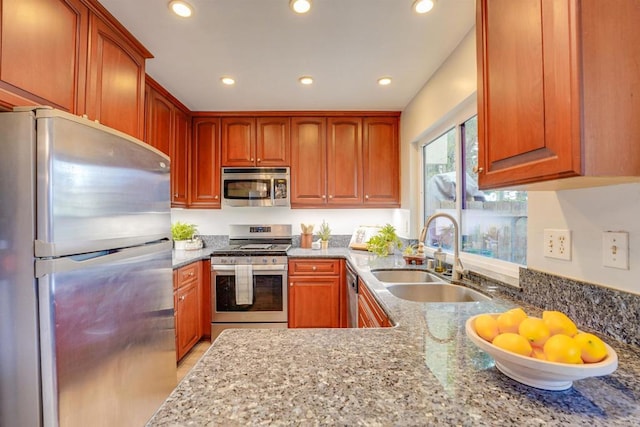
211,264,287,323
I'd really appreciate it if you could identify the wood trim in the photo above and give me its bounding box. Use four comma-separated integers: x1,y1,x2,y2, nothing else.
81,0,153,58
191,110,401,118
145,74,190,115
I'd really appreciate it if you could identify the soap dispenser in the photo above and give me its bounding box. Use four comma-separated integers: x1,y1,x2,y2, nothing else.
434,246,446,273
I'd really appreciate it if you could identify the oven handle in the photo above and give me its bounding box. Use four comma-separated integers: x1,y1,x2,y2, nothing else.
211,264,287,272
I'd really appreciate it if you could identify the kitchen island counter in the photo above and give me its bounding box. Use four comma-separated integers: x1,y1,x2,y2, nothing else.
149,251,640,426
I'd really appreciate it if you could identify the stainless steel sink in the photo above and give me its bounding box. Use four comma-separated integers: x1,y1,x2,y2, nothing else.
371,270,443,283
384,283,490,303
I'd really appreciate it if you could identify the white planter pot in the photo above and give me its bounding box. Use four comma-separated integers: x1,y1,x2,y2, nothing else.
174,240,188,250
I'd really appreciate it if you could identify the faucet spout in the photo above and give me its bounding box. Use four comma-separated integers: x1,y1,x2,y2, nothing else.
420,212,464,281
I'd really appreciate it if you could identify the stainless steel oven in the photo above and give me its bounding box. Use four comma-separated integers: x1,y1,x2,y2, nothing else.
210,225,291,340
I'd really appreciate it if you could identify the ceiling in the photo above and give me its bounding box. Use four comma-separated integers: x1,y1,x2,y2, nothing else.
98,0,475,112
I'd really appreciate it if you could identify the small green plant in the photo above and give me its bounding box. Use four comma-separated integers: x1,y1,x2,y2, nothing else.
317,220,331,241
366,224,402,256
171,222,198,241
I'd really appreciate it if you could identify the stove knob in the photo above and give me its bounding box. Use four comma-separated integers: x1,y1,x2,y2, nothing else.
272,258,278,264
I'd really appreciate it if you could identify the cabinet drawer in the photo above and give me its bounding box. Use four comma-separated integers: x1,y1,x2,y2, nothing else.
288,259,340,275
176,262,200,287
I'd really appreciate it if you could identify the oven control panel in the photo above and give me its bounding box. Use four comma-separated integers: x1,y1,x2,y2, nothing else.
211,255,288,266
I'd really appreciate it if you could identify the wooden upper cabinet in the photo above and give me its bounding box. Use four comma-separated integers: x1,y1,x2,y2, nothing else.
256,117,290,166
221,117,256,166
327,117,362,205
85,12,148,139
477,0,640,190
191,117,221,208
363,117,399,207
221,117,290,166
290,117,327,206
172,108,190,206
145,88,173,155
0,0,88,111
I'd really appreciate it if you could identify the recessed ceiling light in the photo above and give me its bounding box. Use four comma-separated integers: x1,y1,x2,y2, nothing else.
290,0,312,14
221,77,235,85
412,0,436,14
299,76,313,85
169,0,193,18
377,77,392,86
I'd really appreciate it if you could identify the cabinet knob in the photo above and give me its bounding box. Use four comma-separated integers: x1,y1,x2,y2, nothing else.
328,195,333,199
365,195,369,199
312,266,317,271
322,195,326,199
257,158,261,163
214,195,219,199
174,193,178,197
290,282,294,287
473,165,484,174
189,272,194,276
180,295,185,301
251,158,255,162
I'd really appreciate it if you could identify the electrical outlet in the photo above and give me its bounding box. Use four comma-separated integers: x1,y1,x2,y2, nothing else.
543,229,572,261
602,231,629,270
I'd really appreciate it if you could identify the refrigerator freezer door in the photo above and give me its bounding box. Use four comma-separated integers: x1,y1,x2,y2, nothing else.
36,240,176,427
34,110,171,257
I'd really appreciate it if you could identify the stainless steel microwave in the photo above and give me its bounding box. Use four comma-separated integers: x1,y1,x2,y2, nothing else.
221,167,290,207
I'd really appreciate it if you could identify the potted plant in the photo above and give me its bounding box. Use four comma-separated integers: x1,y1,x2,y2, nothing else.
366,224,402,256
317,220,331,249
171,222,198,250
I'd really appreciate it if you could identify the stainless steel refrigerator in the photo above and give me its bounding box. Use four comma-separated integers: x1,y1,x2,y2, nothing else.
0,107,177,427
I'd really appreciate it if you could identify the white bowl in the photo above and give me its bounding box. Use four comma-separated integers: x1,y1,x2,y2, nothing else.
465,314,618,391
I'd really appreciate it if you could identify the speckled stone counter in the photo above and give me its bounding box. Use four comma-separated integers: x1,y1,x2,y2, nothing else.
172,248,215,269
150,250,640,426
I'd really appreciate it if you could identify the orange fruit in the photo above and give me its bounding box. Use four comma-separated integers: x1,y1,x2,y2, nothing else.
474,314,500,342
492,333,533,357
573,333,608,363
518,317,551,348
543,334,583,364
542,311,578,337
497,308,527,334
531,347,547,361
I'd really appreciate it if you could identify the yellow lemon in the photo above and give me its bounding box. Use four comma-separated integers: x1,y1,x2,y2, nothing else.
518,317,551,348
497,308,527,334
474,314,500,342
543,334,583,364
573,333,608,363
492,333,533,357
542,310,578,337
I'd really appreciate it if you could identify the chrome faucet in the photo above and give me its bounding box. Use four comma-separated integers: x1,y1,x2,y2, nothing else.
419,212,464,281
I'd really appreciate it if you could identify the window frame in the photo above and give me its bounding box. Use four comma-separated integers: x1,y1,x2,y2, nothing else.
418,94,523,285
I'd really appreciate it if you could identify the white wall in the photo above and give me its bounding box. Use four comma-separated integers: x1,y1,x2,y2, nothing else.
171,207,410,238
398,29,640,296
400,29,477,237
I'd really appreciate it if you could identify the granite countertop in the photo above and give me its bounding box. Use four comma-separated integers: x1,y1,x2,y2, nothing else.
172,248,216,269
151,249,640,426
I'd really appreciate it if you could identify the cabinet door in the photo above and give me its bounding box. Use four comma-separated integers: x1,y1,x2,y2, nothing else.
0,0,88,112
290,117,327,206
363,117,399,206
256,117,290,166
476,0,579,189
221,117,255,166
327,117,362,205
190,117,221,208
288,276,340,328
145,88,172,156
86,13,146,139
176,280,200,361
172,108,190,206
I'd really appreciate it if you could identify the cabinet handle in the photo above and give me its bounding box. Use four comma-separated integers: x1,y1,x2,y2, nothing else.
473,165,484,174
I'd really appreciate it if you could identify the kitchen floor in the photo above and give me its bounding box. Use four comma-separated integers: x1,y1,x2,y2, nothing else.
177,340,211,382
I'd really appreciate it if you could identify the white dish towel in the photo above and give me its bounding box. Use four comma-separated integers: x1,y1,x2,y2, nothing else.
235,264,253,305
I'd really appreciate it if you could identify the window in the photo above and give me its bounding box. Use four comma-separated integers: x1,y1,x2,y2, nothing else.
422,115,527,266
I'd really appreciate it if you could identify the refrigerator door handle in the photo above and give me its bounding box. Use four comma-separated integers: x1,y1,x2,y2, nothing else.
35,240,172,278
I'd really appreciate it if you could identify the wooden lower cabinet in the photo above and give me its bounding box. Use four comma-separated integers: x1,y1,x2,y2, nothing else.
358,278,391,328
288,258,343,328
174,261,202,361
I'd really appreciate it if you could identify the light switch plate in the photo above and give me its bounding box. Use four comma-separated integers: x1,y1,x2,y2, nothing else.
602,231,629,270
